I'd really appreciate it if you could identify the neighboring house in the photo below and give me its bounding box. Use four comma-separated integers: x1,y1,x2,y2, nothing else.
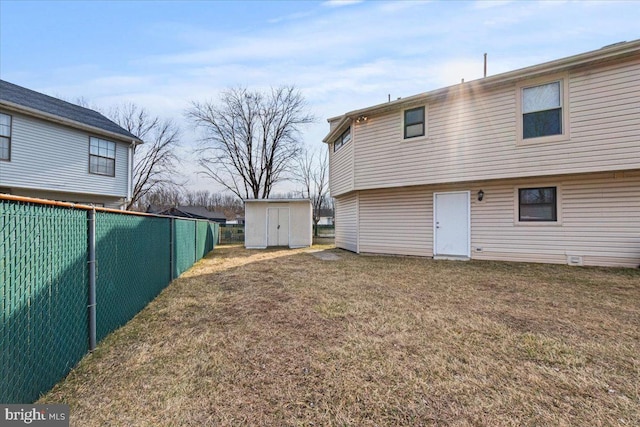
317,208,335,225
147,205,227,224
324,40,640,268
0,80,142,209
317,216,334,226
226,215,245,225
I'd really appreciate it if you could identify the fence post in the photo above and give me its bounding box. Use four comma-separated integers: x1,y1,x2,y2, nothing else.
194,220,198,262
169,217,175,280
87,208,97,351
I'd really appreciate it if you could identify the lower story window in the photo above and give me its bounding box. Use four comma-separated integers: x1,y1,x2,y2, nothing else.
89,137,115,176
519,187,557,221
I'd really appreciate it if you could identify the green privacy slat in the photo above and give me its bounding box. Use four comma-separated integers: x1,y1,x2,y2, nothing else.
173,219,196,278
0,201,88,404
95,212,171,342
1,200,217,404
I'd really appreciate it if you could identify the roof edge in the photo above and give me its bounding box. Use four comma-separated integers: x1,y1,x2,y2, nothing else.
323,39,640,143
0,100,144,144
244,198,311,203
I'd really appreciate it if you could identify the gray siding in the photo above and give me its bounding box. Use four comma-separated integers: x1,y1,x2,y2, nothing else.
0,110,130,202
4,188,123,209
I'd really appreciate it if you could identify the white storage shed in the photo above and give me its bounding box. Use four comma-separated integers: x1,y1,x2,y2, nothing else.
244,199,313,249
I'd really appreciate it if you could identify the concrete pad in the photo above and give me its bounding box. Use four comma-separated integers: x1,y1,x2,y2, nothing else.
310,251,341,261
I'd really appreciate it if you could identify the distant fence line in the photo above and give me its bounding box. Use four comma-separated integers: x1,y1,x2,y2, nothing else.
219,224,244,243
0,196,219,403
218,224,334,244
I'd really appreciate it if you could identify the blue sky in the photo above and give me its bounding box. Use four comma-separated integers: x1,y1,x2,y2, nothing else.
1,0,639,193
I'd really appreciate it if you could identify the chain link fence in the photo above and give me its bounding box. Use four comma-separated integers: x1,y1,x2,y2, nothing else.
0,196,219,403
219,225,244,243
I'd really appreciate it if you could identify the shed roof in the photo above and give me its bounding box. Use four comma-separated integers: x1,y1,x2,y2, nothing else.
244,198,311,203
0,79,143,144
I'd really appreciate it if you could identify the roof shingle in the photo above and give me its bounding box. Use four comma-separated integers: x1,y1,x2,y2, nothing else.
0,79,141,142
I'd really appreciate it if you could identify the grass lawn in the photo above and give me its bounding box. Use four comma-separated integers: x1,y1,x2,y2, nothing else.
40,243,640,426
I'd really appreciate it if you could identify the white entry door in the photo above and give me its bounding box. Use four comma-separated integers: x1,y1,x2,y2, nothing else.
434,191,470,257
267,208,290,246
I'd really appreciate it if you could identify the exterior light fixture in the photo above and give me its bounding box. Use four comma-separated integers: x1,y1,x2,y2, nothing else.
477,190,484,201
356,115,368,123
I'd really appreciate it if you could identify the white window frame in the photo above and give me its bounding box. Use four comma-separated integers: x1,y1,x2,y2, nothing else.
89,136,116,177
0,112,12,161
516,73,570,145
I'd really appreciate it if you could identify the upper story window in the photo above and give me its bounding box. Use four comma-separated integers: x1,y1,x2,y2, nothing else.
517,75,569,144
0,113,11,161
519,187,557,222
404,106,425,139
89,137,116,176
333,127,351,152
522,81,562,139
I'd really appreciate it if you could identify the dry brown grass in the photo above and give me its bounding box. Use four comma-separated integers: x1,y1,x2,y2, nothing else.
40,243,640,426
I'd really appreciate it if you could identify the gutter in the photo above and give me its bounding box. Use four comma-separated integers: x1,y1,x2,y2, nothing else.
0,100,143,145
323,39,640,143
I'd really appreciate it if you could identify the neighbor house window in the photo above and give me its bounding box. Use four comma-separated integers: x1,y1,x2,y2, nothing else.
404,106,425,139
0,113,11,160
522,81,562,139
519,187,557,221
89,137,115,176
333,127,351,152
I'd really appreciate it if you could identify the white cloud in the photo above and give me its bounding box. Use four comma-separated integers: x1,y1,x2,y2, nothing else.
322,0,364,8
472,0,514,10
9,0,637,195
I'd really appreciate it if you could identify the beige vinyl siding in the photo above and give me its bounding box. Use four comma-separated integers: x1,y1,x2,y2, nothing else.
354,114,434,189
329,127,354,196
335,193,358,252
570,59,640,146
358,187,432,256
351,57,640,191
349,171,639,268
471,172,640,268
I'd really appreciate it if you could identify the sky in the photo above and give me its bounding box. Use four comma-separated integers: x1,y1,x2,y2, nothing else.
1,0,638,195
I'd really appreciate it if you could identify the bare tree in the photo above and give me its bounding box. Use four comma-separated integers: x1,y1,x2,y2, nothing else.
138,187,184,208
108,103,182,210
186,86,314,199
292,147,329,236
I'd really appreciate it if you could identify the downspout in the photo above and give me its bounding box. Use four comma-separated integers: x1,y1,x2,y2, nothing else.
88,207,97,351
126,141,135,209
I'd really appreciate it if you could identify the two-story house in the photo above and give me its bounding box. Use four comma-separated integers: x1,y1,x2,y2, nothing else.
324,40,640,268
0,80,143,209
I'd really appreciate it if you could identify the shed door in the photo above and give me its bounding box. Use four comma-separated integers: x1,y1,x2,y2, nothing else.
267,208,290,246
434,191,470,257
